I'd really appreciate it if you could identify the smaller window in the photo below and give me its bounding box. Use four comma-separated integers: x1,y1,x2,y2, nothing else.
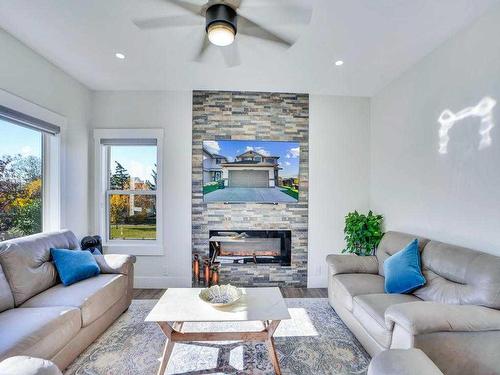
107,145,157,241
215,158,221,164
95,129,163,254
213,171,222,181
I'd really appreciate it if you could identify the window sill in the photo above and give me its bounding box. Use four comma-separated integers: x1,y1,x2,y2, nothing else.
103,242,164,256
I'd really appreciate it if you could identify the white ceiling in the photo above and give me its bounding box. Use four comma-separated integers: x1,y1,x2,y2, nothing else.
0,0,498,96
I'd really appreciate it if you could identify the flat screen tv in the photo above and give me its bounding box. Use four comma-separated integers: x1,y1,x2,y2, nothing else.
202,140,300,203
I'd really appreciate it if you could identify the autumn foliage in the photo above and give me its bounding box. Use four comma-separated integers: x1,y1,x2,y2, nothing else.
0,155,42,240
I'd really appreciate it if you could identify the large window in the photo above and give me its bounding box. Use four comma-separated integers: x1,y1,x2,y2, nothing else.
95,129,163,254
0,100,62,241
0,119,43,240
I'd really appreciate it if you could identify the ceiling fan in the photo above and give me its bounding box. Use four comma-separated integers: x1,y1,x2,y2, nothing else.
133,0,312,67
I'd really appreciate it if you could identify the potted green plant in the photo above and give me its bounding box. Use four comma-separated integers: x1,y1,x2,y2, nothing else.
342,210,384,256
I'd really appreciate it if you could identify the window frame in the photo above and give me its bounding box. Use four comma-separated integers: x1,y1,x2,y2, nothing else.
0,89,64,236
94,129,164,255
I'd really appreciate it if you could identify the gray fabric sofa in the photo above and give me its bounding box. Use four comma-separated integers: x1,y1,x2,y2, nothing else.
327,231,500,375
0,230,136,370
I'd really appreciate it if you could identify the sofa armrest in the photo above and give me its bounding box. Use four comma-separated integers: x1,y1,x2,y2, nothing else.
94,254,136,275
325,254,378,276
385,301,500,334
368,349,443,375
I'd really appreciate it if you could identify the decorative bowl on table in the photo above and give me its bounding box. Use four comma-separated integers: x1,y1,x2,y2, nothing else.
199,284,242,307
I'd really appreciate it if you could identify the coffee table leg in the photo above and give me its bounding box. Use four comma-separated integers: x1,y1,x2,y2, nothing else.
157,322,175,375
156,319,282,374
266,336,281,375
265,320,282,375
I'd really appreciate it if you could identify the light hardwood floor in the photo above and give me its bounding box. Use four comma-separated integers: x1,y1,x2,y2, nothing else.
133,287,328,300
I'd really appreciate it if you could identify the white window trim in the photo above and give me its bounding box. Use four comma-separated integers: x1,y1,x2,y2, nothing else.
94,128,164,256
0,88,64,233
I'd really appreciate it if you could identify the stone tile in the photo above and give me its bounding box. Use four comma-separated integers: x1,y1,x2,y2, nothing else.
192,91,309,287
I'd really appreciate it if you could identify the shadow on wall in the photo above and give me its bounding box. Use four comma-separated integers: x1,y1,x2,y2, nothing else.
438,96,497,154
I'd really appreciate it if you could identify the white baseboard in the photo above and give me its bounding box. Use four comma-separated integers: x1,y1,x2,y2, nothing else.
134,276,191,289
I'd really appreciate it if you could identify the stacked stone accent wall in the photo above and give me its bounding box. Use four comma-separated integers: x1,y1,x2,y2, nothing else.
192,91,309,286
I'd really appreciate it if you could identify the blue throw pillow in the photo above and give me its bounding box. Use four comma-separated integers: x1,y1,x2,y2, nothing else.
384,239,426,294
51,248,100,286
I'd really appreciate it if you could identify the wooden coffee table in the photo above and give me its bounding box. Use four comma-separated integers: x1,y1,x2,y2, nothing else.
145,287,291,375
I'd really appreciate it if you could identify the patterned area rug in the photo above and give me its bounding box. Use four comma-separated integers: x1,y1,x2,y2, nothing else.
65,298,370,375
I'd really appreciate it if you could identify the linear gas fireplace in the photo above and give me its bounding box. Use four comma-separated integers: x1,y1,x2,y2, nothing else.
209,230,292,266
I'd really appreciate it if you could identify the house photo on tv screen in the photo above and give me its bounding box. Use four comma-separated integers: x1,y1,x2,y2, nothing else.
202,140,300,203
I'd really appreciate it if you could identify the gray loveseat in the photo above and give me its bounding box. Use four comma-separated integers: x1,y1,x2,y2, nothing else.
327,231,500,375
0,230,136,370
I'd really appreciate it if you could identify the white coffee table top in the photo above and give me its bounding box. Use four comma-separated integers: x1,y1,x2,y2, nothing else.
145,287,291,323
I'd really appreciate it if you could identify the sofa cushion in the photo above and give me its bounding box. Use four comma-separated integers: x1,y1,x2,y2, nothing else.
0,306,81,361
367,349,444,375
94,254,136,275
353,293,421,348
0,230,80,306
415,241,500,309
0,264,14,313
22,274,127,327
331,274,385,311
376,232,429,277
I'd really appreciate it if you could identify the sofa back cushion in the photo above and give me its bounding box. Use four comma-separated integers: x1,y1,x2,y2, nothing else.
414,241,500,309
376,231,429,277
0,264,14,312
0,230,80,306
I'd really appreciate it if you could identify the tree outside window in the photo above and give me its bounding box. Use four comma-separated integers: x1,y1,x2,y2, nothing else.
0,120,43,241
107,146,157,241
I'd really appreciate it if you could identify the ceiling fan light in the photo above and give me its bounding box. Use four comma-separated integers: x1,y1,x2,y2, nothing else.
207,22,235,47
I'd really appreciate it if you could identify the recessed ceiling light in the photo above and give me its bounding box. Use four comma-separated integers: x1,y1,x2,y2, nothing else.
115,53,125,60
335,60,344,66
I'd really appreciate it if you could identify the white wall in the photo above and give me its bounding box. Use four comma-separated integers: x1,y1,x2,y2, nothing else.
308,95,371,287
0,28,91,238
90,91,192,288
370,5,500,255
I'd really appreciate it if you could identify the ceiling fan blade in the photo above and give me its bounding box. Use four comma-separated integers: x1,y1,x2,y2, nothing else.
238,15,293,47
220,41,241,67
239,5,312,25
194,34,211,62
166,0,203,16
133,14,203,30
